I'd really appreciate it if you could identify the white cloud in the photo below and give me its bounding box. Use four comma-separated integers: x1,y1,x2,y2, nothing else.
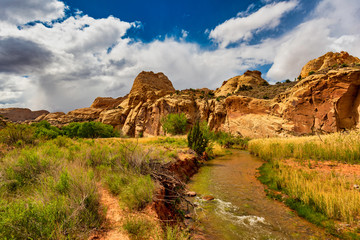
266,0,360,81
0,0,66,25
209,0,298,48
0,0,359,112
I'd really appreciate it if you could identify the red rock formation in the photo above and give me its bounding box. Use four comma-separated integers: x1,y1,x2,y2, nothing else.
0,108,49,122
35,52,360,138
300,51,360,78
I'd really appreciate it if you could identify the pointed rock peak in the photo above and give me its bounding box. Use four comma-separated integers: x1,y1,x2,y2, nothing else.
130,71,175,95
300,51,360,79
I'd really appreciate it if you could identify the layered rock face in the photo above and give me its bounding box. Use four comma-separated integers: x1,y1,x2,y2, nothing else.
35,51,360,138
300,51,360,78
0,108,49,122
274,67,360,134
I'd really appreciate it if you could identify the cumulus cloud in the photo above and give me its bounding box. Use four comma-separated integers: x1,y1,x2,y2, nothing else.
266,0,360,81
0,0,66,25
209,0,298,48
0,0,359,112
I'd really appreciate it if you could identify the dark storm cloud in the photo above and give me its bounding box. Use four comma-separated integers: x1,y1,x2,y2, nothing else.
0,37,53,74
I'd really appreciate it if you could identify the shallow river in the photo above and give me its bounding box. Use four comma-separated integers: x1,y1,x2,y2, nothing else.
187,150,335,240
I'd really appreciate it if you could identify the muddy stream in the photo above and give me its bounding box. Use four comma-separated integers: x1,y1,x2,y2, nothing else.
187,150,335,240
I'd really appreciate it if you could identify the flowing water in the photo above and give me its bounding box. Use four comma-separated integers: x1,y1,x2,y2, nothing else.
187,150,335,240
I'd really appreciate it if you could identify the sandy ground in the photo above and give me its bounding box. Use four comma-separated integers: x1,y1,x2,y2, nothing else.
89,184,130,240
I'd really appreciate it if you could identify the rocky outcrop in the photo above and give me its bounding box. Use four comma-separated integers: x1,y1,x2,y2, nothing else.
273,67,360,134
300,51,360,78
0,108,49,122
35,108,102,127
35,52,360,138
90,97,125,109
215,70,269,97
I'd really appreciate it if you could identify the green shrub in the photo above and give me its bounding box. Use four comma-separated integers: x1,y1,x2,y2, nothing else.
62,122,118,138
161,113,188,135
120,174,154,210
164,225,190,240
2,150,51,191
187,121,209,155
123,217,154,240
0,123,35,145
32,121,62,139
285,79,291,83
308,71,315,75
237,85,253,92
0,149,101,239
104,172,130,195
213,131,249,149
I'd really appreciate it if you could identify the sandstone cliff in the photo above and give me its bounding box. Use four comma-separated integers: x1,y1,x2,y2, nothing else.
0,108,49,122
300,51,360,78
35,51,360,138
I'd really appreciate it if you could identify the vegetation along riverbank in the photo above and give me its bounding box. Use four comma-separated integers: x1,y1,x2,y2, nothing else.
249,130,360,239
0,117,249,239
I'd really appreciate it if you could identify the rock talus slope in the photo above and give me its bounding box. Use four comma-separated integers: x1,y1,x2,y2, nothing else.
37,51,360,138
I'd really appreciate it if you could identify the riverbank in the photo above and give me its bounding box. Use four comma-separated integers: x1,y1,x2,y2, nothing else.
186,149,335,239
249,130,360,239
0,135,201,240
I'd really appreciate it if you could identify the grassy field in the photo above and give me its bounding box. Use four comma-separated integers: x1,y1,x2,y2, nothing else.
0,135,193,239
0,119,247,239
249,130,360,163
249,130,360,238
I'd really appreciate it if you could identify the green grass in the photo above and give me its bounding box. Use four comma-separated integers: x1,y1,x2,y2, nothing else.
147,137,187,148
123,217,154,240
163,225,191,240
0,136,163,239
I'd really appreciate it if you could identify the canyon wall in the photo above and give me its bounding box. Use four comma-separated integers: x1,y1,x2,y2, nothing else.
33,52,360,138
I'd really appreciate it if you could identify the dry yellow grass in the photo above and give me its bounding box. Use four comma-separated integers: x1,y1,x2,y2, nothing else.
251,130,360,225
249,130,360,163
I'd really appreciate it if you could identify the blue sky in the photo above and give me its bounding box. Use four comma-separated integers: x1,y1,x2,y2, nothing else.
0,0,359,112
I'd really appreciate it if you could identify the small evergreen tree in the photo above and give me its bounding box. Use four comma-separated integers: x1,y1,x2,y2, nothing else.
187,120,209,155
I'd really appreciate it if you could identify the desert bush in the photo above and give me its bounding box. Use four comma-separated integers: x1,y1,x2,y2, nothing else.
308,71,315,75
0,143,102,239
0,123,35,145
161,113,188,135
213,131,249,149
187,121,209,155
1,149,51,191
237,85,253,92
